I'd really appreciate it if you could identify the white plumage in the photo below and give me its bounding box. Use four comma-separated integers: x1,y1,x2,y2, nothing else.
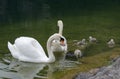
89,36,97,43
107,39,115,48
74,49,82,59
8,34,63,63
57,20,63,35
77,39,86,45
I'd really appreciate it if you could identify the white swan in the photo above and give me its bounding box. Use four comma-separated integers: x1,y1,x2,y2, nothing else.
51,20,67,53
8,33,63,63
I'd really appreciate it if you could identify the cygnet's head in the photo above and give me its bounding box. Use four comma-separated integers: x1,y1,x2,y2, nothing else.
89,36,92,39
111,39,114,42
82,39,86,42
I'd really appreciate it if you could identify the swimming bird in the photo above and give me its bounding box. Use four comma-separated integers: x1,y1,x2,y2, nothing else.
51,20,67,53
8,33,63,63
65,49,82,61
107,39,115,48
77,39,87,46
74,49,82,59
89,36,97,43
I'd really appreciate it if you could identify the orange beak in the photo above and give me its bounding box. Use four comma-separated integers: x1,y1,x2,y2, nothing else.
60,40,65,46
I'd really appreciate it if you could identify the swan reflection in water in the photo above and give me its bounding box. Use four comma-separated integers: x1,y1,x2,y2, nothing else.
0,54,79,79
10,62,47,79
7,60,53,79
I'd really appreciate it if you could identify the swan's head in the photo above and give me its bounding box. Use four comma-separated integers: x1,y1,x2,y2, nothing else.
111,39,114,42
57,20,63,27
51,34,67,47
49,33,67,53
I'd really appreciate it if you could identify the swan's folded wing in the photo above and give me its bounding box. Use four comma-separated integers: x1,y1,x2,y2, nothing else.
32,40,47,56
15,37,48,59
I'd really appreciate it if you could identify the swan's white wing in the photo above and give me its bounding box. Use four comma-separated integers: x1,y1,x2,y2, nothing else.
14,37,48,59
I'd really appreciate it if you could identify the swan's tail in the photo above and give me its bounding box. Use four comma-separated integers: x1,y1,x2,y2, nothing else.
8,41,18,59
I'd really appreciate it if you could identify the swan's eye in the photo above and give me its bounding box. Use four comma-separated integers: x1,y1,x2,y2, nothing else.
52,40,58,43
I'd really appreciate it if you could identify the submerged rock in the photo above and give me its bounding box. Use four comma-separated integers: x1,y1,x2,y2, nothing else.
74,57,120,79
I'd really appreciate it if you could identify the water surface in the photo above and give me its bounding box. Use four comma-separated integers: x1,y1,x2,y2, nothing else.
0,51,79,79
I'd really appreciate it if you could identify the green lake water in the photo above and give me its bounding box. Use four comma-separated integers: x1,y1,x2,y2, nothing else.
0,1,120,79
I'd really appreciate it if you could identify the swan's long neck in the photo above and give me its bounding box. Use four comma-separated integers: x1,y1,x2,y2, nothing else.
58,20,63,35
46,35,56,62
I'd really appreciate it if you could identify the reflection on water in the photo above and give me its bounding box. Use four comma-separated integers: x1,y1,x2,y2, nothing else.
0,54,80,79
